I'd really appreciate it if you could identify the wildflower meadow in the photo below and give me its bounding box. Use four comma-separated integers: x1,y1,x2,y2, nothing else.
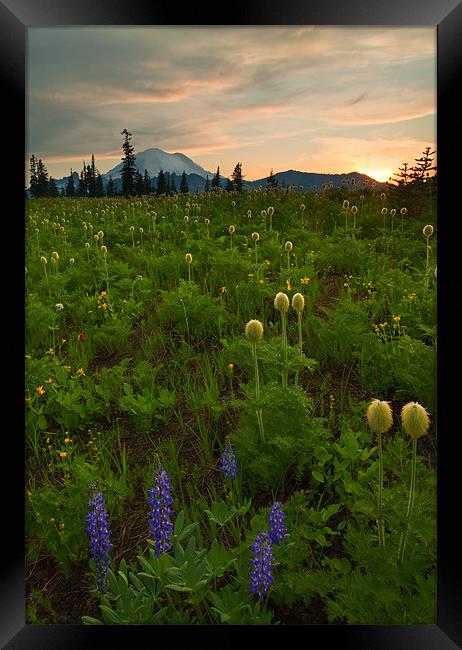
25,179,436,625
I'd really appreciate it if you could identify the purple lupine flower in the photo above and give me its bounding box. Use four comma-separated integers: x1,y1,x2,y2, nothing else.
148,457,174,557
268,501,287,545
220,436,237,480
250,530,274,601
86,490,112,593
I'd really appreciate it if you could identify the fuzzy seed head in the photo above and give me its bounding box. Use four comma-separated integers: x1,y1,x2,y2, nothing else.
129,225,134,232
274,291,290,313
261,209,267,218
251,232,260,241
284,241,293,252
40,256,47,265
366,399,393,434
184,215,189,223
390,209,396,216
245,319,264,344
101,245,107,255
51,251,59,261
401,402,430,439
400,207,408,215
97,230,104,239
351,205,358,214
185,253,193,265
423,224,434,237
291,292,305,313
342,200,349,210
229,225,236,235
85,242,90,249
205,218,210,225
69,257,75,265
381,208,388,215
267,206,274,216
300,204,305,211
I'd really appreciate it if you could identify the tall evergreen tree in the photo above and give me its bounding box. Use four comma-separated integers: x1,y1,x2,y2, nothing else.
120,129,137,196
66,168,75,197
78,161,87,197
170,176,177,194
180,171,189,194
409,146,436,182
29,155,39,197
36,159,50,197
87,154,97,197
107,176,115,197
211,165,221,190
143,169,152,194
96,172,104,197
204,176,210,192
231,162,244,192
156,169,167,195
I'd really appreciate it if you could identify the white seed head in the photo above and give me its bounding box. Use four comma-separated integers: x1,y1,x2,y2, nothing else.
423,224,434,237
291,292,305,313
69,257,75,265
184,215,189,223
401,402,430,439
366,399,393,434
284,241,293,253
390,209,396,216
85,242,90,249
101,245,107,255
381,208,388,215
245,319,264,344
229,225,236,235
51,251,59,261
267,206,274,216
40,256,47,265
343,200,349,209
251,232,260,241
274,291,290,313
351,205,358,214
400,207,408,215
185,253,193,264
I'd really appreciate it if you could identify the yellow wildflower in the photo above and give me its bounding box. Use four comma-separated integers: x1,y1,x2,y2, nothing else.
219,286,227,294
76,368,85,377
46,348,55,356
301,276,310,285
59,451,68,458
63,365,71,372
35,386,45,395
64,437,72,444
286,279,292,291
227,363,234,369
45,377,53,384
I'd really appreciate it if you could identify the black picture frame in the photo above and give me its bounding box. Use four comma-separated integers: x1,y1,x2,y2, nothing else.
2,0,461,647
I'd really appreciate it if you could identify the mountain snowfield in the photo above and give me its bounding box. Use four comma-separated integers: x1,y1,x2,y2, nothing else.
102,148,213,181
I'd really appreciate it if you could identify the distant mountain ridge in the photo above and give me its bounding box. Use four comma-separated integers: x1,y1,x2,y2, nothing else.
50,147,386,194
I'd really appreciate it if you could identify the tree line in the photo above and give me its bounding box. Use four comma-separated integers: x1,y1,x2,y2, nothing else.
27,129,278,198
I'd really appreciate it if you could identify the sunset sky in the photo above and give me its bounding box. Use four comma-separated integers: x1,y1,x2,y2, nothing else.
27,26,436,183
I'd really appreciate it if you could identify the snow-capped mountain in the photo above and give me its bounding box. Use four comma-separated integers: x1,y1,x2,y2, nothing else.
102,148,213,181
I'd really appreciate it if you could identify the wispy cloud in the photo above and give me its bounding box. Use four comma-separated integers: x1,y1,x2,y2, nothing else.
27,26,435,181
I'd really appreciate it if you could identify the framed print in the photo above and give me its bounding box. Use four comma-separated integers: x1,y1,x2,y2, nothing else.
2,0,461,647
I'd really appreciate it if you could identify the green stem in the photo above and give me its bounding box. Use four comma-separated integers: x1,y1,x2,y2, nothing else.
377,431,385,547
252,342,265,442
287,251,290,272
281,311,288,389
398,437,417,564
295,311,302,386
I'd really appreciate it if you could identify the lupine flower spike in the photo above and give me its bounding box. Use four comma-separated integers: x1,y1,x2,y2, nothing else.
268,501,287,545
148,456,174,557
250,531,274,601
86,489,112,593
220,435,237,480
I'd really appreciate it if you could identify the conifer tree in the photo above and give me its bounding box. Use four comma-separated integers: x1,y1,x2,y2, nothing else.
96,172,104,197
29,155,39,197
120,129,137,196
66,168,75,197
78,162,87,197
225,178,233,192
204,176,210,192
211,165,221,189
180,170,189,194
170,176,177,194
48,177,58,197
231,162,244,192
143,169,152,194
36,159,50,197
156,169,167,195
107,176,115,197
